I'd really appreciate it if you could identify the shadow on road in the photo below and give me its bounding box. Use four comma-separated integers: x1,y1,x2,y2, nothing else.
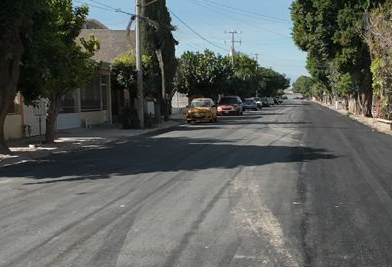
1,136,338,184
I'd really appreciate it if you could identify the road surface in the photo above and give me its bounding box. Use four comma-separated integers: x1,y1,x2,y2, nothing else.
1,100,392,267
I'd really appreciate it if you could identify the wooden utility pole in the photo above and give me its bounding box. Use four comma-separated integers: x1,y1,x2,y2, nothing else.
135,0,144,128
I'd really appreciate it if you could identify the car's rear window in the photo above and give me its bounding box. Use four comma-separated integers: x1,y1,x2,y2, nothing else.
219,97,238,104
190,100,211,107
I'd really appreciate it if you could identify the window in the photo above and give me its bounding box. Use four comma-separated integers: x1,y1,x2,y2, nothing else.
101,75,109,111
60,91,78,113
81,75,101,112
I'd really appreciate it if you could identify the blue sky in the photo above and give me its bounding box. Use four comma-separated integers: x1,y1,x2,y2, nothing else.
76,0,308,83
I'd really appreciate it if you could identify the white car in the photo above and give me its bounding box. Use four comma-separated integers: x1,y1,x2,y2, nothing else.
267,97,275,106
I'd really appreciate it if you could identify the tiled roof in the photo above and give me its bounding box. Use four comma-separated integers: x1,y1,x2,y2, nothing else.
79,29,135,64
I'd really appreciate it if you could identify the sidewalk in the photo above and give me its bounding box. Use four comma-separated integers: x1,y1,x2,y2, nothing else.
314,100,392,135
0,116,184,168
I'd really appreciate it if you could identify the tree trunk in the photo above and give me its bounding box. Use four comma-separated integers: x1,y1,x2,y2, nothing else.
45,94,61,144
0,111,10,154
155,49,169,121
0,19,24,154
362,90,373,117
154,98,162,123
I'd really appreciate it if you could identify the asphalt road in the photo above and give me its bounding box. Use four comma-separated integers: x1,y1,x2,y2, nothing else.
1,100,392,267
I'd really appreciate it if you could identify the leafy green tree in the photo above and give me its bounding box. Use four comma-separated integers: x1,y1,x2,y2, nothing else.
258,67,290,96
20,1,99,143
291,0,386,116
111,52,157,109
364,2,392,118
141,0,177,120
0,0,45,153
228,54,259,97
293,76,314,97
176,50,232,100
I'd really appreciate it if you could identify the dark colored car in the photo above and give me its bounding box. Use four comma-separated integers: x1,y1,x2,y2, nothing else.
243,98,258,111
274,96,283,104
218,96,243,116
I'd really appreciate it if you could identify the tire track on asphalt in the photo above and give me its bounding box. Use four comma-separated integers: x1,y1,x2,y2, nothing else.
160,122,297,267
4,127,244,267
39,142,241,267
0,134,213,219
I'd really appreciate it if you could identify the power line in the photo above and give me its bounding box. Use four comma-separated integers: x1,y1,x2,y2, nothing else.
77,0,227,52
189,0,291,39
88,0,115,11
193,0,290,23
74,0,114,12
86,0,134,16
168,8,227,52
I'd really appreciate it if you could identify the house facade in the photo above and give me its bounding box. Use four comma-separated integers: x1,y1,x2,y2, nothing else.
4,19,135,141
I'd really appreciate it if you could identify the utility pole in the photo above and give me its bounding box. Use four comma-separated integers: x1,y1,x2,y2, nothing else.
135,0,144,128
225,30,241,65
252,53,259,62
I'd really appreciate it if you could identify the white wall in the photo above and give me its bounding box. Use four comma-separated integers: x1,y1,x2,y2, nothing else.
4,114,22,140
23,104,47,137
172,92,188,108
57,113,82,130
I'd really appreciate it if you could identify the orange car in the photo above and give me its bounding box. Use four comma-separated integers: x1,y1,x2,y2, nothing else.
186,98,218,123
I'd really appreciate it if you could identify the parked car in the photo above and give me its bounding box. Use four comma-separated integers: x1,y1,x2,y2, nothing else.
267,97,275,106
274,96,283,104
186,98,217,123
218,96,243,116
252,97,262,109
261,97,270,107
243,98,258,111
282,95,288,100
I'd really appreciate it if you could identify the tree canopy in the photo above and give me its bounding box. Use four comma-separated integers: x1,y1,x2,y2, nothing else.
291,0,387,116
0,0,46,152
19,0,100,143
175,50,289,100
141,0,177,119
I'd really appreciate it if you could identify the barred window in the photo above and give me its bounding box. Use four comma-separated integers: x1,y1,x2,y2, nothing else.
101,75,109,111
81,75,101,112
60,90,78,113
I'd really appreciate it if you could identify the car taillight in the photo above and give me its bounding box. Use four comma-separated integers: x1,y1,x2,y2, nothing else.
218,106,222,112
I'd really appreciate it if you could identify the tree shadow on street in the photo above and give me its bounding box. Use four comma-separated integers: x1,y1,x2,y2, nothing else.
0,136,338,184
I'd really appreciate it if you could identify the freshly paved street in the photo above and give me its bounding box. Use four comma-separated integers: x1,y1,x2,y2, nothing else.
2,100,392,267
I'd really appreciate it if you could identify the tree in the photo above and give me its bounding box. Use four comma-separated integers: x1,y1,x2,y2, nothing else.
111,52,156,109
257,67,290,97
176,50,289,100
363,2,392,118
0,0,45,153
293,76,314,97
141,0,177,121
20,1,99,143
176,50,232,100
291,0,386,116
228,54,259,97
